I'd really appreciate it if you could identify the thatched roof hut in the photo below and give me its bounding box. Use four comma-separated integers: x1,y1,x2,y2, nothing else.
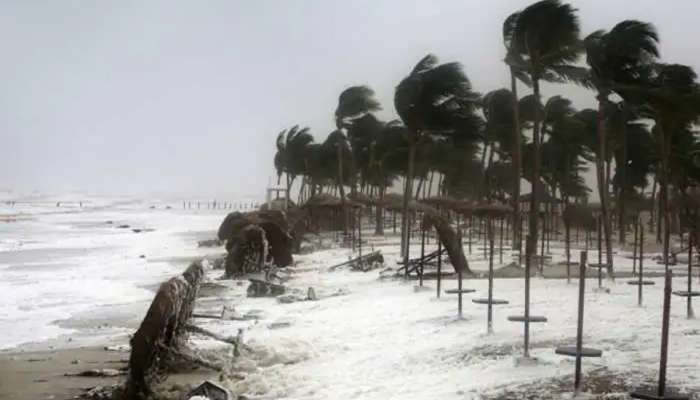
473,203,513,217
302,193,363,209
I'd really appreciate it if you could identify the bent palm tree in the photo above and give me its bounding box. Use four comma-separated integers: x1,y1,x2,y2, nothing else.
585,19,659,271
395,54,482,265
503,10,532,248
274,125,314,207
511,0,589,264
334,86,381,234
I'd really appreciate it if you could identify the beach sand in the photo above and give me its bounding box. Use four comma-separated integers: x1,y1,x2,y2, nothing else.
0,346,128,400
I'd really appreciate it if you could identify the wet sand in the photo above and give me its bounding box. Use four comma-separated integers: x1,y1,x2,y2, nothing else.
0,346,128,400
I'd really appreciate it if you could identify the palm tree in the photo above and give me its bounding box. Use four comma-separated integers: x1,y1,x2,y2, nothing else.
395,54,482,262
634,64,700,268
334,86,381,233
369,120,408,234
482,88,518,200
510,0,588,264
503,10,532,248
585,19,660,268
274,125,314,206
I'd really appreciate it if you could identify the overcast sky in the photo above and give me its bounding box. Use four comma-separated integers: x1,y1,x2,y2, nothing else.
2,0,698,198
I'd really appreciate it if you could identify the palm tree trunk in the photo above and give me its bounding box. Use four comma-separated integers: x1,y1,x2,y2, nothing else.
527,79,542,266
427,171,435,199
401,136,418,269
510,69,522,250
337,144,349,235
375,185,385,235
618,111,628,244
659,124,672,271
650,173,657,232
414,176,424,200
286,173,291,209
596,96,614,277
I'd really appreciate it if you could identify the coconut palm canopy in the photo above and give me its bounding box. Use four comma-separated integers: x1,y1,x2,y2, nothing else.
269,1,700,283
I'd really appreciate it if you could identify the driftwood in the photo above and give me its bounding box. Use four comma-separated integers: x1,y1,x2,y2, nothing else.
247,278,286,297
423,211,472,275
397,247,448,275
328,251,384,271
124,262,204,400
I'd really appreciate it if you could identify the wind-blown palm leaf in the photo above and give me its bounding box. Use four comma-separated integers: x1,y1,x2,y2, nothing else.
335,86,381,128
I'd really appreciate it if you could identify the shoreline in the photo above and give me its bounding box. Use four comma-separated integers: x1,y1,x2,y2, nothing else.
0,346,129,400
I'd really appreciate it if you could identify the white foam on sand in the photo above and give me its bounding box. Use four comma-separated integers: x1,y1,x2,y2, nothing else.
192,231,700,400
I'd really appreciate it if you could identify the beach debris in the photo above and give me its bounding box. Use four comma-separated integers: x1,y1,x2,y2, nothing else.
328,250,384,271
198,238,223,248
247,278,286,297
307,287,317,301
422,211,472,275
124,261,205,399
188,381,230,400
268,321,292,329
70,368,122,377
103,344,129,352
76,385,123,400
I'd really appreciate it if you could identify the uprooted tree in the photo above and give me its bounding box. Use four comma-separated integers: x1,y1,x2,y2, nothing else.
421,207,473,275
125,262,204,400
218,210,295,277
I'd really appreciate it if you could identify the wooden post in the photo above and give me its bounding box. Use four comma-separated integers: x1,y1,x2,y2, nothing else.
639,220,645,307
598,215,603,289
358,210,363,261
483,217,488,260
468,216,473,255
574,250,588,394
687,234,694,319
633,216,639,275
488,229,495,334
436,232,442,299
458,267,463,317
524,234,531,358
499,217,504,265
540,213,545,272
420,223,425,287
566,216,571,284
658,270,672,397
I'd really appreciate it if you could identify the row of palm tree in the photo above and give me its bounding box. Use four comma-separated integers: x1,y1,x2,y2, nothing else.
273,0,700,271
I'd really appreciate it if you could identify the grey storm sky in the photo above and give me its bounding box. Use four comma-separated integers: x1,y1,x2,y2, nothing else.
1,0,698,198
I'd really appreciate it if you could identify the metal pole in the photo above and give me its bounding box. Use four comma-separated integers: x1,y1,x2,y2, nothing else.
488,228,495,334
658,270,672,397
574,250,588,394
524,234,531,358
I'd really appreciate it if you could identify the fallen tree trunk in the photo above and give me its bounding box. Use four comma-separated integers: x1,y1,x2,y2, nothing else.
422,211,472,275
125,261,205,400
